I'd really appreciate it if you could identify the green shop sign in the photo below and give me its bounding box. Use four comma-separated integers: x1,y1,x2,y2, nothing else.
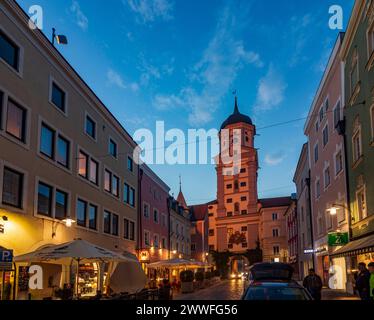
328,232,349,246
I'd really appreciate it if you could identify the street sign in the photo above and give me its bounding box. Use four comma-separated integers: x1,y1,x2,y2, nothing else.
328,232,349,247
0,249,13,271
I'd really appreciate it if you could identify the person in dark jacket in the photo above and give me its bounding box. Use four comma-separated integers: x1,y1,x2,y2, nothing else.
303,268,323,300
355,262,371,300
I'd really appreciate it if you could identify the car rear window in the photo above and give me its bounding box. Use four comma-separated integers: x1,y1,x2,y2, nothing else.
244,286,309,300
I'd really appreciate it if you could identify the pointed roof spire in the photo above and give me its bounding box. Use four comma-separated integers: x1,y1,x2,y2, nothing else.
177,175,188,209
234,95,239,114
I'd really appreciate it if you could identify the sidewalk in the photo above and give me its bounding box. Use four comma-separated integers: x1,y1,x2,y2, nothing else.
321,288,359,300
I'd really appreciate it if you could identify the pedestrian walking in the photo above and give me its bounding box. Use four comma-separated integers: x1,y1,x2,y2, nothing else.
355,262,371,300
303,268,323,300
368,262,374,301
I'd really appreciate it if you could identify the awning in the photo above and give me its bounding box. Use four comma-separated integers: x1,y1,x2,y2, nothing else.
330,234,374,258
148,258,207,269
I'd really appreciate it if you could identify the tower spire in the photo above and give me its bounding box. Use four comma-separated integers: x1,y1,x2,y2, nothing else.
233,90,239,114
179,174,182,192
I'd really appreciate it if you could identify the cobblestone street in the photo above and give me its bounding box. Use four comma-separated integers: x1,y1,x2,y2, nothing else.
174,281,361,300
174,280,244,300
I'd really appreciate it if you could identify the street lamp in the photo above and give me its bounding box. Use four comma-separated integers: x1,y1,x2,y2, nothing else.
62,218,75,228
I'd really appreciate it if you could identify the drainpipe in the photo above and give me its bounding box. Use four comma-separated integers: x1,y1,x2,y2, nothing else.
305,172,316,271
337,117,352,240
138,168,143,252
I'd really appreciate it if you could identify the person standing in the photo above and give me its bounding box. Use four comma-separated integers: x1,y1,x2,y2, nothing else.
355,262,371,300
368,262,374,301
303,268,323,300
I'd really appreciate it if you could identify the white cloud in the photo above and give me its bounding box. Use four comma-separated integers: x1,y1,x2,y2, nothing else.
254,65,287,113
126,0,174,23
153,94,184,110
70,1,88,31
107,69,139,92
152,5,263,126
138,55,174,86
264,152,286,166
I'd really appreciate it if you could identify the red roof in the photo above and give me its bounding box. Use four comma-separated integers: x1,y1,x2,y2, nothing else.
259,197,292,208
189,204,208,221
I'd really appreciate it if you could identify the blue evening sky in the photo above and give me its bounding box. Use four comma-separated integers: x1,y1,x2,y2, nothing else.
18,0,354,204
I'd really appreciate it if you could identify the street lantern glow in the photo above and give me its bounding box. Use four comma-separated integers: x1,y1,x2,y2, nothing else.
63,218,75,227
328,207,338,215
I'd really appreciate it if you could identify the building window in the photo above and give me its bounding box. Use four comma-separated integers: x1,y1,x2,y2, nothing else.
315,121,319,132
272,213,278,221
2,167,23,208
240,196,247,201
51,82,66,112
6,99,26,142
242,243,248,248
324,166,331,189
127,156,133,172
124,183,135,207
191,243,196,251
78,151,88,178
335,150,343,176
153,234,159,248
104,169,119,197
350,51,359,95
124,219,135,241
161,238,166,249
57,135,69,168
273,246,280,255
0,30,20,71
323,125,329,147
109,138,117,158
55,190,67,220
241,226,247,232
161,214,166,227
227,211,233,217
240,168,246,173
103,211,118,236
314,144,319,163
85,115,96,139
226,184,232,189
88,204,97,230
143,203,150,218
153,209,159,223
77,199,87,227
227,198,232,203
319,107,324,122
240,182,246,187
40,124,54,158
37,182,53,217
112,214,119,236
356,187,367,221
209,229,214,236
234,202,240,214
352,127,362,163
103,211,111,234
272,229,279,237
316,180,321,199
89,159,98,185
144,231,150,246
334,101,341,128
241,210,247,215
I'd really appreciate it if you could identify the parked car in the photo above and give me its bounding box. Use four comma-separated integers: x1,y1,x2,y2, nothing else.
242,263,313,300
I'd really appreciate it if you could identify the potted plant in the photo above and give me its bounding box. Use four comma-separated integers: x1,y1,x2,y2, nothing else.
180,270,194,293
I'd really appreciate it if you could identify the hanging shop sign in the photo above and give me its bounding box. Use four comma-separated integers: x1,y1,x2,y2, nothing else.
328,232,349,247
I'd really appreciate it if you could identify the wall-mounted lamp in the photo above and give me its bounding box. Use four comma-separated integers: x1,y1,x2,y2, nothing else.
63,218,75,228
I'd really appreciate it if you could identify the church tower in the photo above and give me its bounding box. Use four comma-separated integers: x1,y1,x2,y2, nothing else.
214,96,260,253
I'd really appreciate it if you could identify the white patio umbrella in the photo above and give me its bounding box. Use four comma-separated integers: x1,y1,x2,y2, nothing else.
14,239,139,296
148,258,197,269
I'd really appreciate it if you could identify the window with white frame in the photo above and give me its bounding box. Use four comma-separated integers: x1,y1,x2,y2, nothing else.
2,166,24,209
143,202,150,218
314,144,319,163
350,49,359,96
333,101,341,128
0,30,20,71
153,208,159,223
153,234,159,248
144,230,150,246
352,118,362,163
323,124,329,147
324,166,330,189
356,186,367,221
316,179,321,199
272,229,279,237
335,150,343,176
